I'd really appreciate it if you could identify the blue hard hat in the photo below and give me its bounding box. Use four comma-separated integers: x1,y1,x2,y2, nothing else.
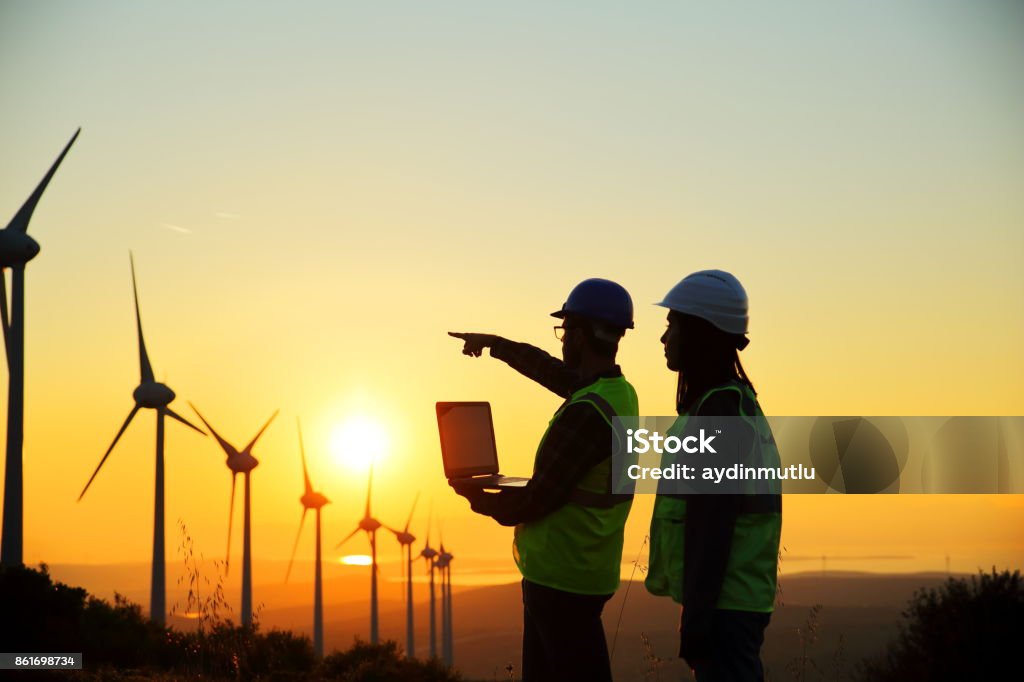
551,278,634,330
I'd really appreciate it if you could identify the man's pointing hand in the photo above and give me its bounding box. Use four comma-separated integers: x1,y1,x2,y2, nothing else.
448,331,499,357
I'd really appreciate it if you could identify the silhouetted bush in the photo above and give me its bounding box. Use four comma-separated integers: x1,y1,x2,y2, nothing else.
84,593,185,669
858,568,1024,681
181,622,315,678
1,563,183,670
2,564,464,681
319,640,463,682
1,562,88,651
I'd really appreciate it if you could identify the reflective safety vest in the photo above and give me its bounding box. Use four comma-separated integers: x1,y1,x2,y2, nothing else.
513,375,639,595
645,382,782,612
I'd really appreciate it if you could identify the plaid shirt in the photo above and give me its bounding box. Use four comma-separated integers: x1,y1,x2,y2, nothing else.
460,338,621,527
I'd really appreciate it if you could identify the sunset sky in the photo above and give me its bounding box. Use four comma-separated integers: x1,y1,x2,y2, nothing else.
1,0,1022,588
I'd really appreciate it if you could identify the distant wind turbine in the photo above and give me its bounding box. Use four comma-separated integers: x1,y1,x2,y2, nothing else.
285,418,329,658
335,465,384,644
0,129,79,567
385,492,420,658
435,538,455,667
418,507,439,660
189,404,278,628
77,254,204,625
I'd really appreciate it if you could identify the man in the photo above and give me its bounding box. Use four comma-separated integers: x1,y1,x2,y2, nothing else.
448,278,638,682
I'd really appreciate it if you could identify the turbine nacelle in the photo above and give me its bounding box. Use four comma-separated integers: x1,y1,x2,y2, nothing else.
394,531,416,546
420,546,438,560
133,381,175,408
359,516,382,533
227,451,259,473
0,230,40,267
301,490,329,509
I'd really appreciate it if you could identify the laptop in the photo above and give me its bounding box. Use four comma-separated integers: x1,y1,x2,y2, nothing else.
436,401,530,489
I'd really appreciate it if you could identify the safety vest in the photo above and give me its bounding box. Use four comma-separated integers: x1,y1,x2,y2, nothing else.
644,382,782,612
513,375,639,595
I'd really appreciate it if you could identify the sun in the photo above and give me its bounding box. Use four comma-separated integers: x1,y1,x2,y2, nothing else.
329,415,389,473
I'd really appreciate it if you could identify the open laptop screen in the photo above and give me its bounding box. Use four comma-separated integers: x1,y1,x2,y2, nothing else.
436,402,500,478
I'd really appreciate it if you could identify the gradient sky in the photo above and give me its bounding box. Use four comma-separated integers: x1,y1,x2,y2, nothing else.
1,0,1022,580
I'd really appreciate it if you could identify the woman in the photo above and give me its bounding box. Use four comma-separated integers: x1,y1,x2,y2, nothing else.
644,270,782,681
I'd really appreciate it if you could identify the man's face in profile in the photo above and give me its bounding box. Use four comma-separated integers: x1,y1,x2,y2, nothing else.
560,315,586,369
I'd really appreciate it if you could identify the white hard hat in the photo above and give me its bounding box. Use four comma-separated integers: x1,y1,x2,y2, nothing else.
655,269,749,335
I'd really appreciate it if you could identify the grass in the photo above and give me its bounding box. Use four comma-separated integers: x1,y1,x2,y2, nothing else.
0,522,463,681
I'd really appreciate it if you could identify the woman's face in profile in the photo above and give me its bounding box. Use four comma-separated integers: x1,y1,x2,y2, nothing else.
661,312,684,372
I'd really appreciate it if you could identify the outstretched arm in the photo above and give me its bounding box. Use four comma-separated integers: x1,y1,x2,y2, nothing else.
448,332,581,397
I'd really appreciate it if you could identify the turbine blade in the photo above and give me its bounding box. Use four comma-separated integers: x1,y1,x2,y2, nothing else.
365,463,374,518
404,491,421,533
297,418,313,495
244,409,279,453
78,405,139,501
425,500,434,547
285,508,309,583
226,473,237,572
189,402,237,456
384,524,403,540
334,526,361,550
165,406,204,435
5,128,80,234
129,253,155,383
0,270,10,363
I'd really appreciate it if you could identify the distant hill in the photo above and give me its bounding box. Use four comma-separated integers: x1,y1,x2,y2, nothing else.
303,572,954,681
45,562,959,681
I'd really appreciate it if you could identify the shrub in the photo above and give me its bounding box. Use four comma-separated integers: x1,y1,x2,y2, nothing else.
858,568,1024,681
1,564,463,681
319,640,462,682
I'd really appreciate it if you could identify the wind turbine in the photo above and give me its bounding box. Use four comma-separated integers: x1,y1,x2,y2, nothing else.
77,253,204,625
418,506,439,659
385,492,420,658
285,418,329,658
189,404,278,628
435,539,454,667
0,129,79,567
335,465,383,644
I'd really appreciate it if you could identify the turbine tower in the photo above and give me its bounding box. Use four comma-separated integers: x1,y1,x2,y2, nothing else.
285,418,329,658
335,465,383,644
0,129,79,567
436,539,455,667
418,506,439,659
385,492,420,658
78,254,204,625
189,404,278,628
